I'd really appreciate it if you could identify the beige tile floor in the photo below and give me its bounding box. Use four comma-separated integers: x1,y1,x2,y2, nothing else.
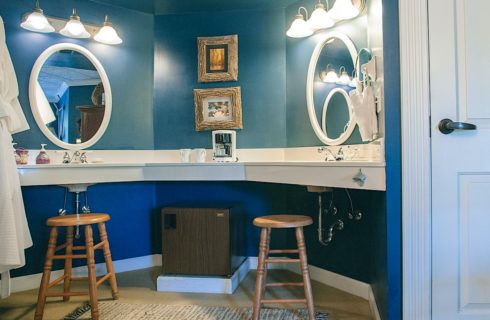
0,267,373,320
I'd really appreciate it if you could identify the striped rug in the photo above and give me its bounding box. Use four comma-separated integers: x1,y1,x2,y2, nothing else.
65,302,329,320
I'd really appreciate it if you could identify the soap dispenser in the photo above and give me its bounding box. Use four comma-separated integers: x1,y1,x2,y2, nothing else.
36,144,50,164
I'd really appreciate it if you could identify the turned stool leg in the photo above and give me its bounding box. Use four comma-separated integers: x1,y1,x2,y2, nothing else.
63,226,74,301
296,227,315,320
252,227,269,320
35,227,58,320
261,228,271,294
98,222,119,299
85,225,99,320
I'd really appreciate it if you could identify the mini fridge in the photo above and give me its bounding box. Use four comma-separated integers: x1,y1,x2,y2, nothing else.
161,206,246,276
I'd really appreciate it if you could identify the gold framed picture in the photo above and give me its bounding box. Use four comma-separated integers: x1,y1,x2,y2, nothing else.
197,35,238,82
194,87,242,131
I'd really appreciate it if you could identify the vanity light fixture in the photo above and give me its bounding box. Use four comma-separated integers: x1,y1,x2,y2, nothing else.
60,9,90,38
320,65,339,83
337,66,351,85
20,5,123,45
20,1,55,33
328,0,360,21
94,15,122,45
286,7,313,38
307,0,334,30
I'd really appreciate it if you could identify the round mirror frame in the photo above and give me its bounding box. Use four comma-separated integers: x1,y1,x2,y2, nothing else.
321,88,355,144
29,43,112,150
306,32,358,146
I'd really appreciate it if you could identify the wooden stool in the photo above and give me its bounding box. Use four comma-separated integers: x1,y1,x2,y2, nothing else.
34,214,119,320
252,215,315,320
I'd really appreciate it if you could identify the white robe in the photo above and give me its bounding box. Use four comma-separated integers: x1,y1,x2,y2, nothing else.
0,15,32,299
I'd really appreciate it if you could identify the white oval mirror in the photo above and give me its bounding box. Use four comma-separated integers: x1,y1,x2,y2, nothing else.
306,32,357,145
29,43,112,150
321,88,355,144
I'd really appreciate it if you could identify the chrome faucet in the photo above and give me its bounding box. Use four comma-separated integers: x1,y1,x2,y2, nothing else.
318,146,343,161
62,150,88,164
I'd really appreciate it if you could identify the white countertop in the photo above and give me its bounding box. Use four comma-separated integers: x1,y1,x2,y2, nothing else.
17,147,386,190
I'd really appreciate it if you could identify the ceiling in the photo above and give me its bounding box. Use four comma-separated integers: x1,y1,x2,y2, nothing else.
89,0,300,15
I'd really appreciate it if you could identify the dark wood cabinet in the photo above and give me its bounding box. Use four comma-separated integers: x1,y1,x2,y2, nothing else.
161,206,246,276
78,106,105,142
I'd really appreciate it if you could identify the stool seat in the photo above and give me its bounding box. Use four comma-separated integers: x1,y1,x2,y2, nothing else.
35,213,118,320
47,213,110,227
253,215,313,228
252,214,315,320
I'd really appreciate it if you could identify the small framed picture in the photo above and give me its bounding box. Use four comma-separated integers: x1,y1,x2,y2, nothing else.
197,35,238,82
194,87,242,131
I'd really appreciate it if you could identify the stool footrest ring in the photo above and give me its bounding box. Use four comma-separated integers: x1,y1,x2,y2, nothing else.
265,282,304,287
262,299,307,304
264,258,300,263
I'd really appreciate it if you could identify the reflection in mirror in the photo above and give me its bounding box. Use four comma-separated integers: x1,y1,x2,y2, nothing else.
321,88,354,140
306,32,358,146
38,50,104,144
29,43,112,150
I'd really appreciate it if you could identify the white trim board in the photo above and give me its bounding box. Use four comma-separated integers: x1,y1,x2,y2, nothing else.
1,255,379,319
399,0,432,319
0,254,161,294
248,257,380,320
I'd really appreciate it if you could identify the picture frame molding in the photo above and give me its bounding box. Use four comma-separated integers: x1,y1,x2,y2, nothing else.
194,86,242,131
197,35,238,82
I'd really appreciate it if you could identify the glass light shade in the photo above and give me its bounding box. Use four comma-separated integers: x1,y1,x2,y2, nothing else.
20,6,54,33
307,3,335,30
337,68,351,85
329,0,360,20
321,70,339,83
94,16,122,45
286,14,313,38
60,9,90,38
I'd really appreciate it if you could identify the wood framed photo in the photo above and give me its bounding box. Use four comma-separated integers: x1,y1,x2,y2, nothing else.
194,87,242,131
197,35,238,82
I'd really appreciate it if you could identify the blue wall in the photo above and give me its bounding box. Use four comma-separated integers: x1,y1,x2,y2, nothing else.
16,181,376,287
3,1,401,319
153,9,287,149
1,0,155,150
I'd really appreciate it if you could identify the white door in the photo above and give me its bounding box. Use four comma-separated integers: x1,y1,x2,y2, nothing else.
430,0,490,319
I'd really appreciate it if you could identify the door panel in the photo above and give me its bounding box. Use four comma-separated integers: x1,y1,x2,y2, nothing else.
430,0,490,318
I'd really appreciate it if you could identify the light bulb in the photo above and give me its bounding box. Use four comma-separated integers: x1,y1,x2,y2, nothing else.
286,7,313,38
329,0,360,21
20,1,54,33
60,9,90,38
337,67,351,85
320,66,340,83
307,3,335,30
94,16,122,45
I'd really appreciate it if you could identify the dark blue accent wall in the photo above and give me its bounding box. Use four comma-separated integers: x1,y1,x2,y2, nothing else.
1,0,155,150
380,0,402,319
153,9,287,149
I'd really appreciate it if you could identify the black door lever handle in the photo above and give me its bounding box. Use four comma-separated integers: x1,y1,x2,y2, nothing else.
438,118,477,134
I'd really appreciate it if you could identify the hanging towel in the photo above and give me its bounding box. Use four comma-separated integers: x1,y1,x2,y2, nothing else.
0,15,32,299
350,82,378,141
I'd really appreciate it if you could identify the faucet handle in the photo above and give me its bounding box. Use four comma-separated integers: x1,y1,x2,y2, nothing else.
80,152,88,164
62,152,71,164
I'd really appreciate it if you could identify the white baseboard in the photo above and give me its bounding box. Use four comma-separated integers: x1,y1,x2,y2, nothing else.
1,254,162,294
3,254,381,319
249,256,380,319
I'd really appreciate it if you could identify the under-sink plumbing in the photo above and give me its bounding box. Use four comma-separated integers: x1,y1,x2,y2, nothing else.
308,186,363,246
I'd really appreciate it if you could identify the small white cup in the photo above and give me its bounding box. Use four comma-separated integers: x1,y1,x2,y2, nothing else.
180,149,191,163
195,148,206,163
